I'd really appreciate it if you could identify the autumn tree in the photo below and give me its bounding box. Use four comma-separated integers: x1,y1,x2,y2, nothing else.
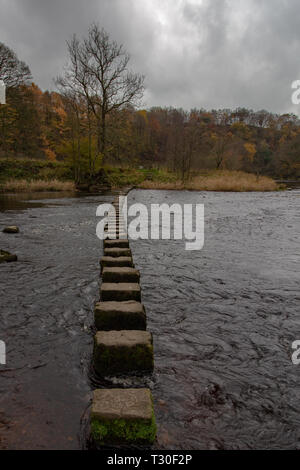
0,103,17,152
56,24,144,165
211,129,233,169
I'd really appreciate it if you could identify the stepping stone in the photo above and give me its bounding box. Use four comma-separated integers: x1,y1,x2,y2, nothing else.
93,330,153,375
106,222,124,227
104,230,125,236
91,388,156,444
105,227,126,235
94,301,146,330
100,283,141,302
105,225,125,230
104,239,129,249
105,227,126,233
100,257,133,272
3,226,19,234
107,218,120,223
105,233,128,241
104,224,125,233
102,267,140,283
104,247,131,258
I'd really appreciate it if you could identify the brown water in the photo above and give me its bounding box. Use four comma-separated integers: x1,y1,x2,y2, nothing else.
0,189,299,449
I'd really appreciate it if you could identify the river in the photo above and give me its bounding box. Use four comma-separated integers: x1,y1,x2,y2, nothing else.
0,188,299,449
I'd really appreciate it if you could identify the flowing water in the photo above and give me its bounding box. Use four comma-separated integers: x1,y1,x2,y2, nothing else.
0,188,299,450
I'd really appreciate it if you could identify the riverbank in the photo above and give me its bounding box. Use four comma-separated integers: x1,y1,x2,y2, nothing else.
0,158,280,192
139,171,279,192
1,179,75,192
1,174,280,193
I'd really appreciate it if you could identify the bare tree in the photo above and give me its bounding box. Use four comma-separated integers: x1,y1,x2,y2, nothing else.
56,24,144,164
0,42,31,87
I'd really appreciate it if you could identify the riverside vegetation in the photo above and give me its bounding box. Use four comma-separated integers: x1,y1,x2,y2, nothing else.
0,158,279,193
0,29,298,195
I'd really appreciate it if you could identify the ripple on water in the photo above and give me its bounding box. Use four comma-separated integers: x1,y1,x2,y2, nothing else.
0,189,299,449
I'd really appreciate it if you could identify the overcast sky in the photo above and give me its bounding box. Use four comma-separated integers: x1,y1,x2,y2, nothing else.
1,0,300,114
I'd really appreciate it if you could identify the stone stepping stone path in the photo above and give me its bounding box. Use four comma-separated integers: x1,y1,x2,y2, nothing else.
91,192,156,445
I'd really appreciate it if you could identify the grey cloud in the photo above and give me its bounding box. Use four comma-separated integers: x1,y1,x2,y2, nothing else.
1,0,300,114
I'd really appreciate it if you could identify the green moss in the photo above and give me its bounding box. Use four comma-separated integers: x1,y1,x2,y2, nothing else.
91,410,156,444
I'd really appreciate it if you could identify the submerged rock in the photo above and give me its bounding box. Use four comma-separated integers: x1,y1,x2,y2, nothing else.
0,250,17,263
3,226,19,234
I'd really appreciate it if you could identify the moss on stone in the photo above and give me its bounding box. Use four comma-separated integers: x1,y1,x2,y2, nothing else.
91,410,156,444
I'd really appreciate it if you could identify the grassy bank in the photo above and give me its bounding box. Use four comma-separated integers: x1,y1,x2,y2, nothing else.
106,167,178,188
0,158,74,192
107,167,278,192
139,171,278,192
0,158,73,182
0,158,279,192
1,179,75,192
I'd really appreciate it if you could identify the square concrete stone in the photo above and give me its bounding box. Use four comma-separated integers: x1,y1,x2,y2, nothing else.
104,239,129,249
106,235,128,241
100,283,141,302
102,267,140,283
94,301,146,331
94,330,153,375
91,388,156,444
100,257,133,272
104,248,131,258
